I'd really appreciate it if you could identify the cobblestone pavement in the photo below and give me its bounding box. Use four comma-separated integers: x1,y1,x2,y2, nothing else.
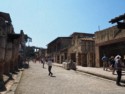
15,61,125,94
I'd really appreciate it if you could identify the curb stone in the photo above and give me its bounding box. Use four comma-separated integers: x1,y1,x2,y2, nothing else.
53,63,125,83
6,71,23,94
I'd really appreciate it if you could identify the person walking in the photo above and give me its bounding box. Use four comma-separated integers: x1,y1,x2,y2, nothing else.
109,56,115,74
102,55,108,71
115,55,122,86
41,57,45,68
47,58,53,76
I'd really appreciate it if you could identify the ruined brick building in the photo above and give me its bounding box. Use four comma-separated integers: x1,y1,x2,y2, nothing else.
0,12,31,91
47,37,72,63
95,13,125,67
47,32,95,67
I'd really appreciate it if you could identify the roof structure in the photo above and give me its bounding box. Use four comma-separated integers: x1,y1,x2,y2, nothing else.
109,13,125,24
0,12,11,22
80,37,94,41
47,37,72,46
70,32,94,37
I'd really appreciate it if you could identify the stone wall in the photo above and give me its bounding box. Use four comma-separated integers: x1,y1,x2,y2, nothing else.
95,25,125,67
95,26,125,44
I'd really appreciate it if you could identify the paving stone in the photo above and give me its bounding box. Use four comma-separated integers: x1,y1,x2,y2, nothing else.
15,62,125,94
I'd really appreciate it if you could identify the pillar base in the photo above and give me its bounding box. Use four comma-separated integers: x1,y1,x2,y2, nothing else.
0,80,6,92
0,63,6,91
4,73,14,80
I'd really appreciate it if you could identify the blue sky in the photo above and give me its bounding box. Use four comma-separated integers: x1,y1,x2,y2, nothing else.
0,0,125,48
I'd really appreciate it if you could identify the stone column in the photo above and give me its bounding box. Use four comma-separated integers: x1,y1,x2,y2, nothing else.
10,40,16,73
87,52,90,67
76,52,78,65
95,46,100,67
13,39,19,72
0,36,6,91
11,39,19,73
4,41,12,76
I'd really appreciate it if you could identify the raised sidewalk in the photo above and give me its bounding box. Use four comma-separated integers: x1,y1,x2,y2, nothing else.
53,63,125,83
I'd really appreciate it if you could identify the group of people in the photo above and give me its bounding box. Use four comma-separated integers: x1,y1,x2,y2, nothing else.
102,55,125,86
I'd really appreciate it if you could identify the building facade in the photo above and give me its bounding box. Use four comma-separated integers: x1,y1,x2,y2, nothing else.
47,37,72,63
95,26,125,67
68,32,95,67
47,32,95,67
0,12,30,91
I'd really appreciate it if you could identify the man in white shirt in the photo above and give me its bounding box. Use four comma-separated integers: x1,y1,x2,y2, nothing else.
115,55,122,86
47,58,53,76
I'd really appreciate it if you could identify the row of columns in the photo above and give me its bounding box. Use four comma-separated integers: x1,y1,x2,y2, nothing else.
0,12,27,91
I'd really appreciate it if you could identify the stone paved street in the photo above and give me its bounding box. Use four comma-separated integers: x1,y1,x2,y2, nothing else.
15,61,125,94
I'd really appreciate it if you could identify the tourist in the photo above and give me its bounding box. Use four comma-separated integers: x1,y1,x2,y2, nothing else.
47,58,53,76
41,57,45,68
115,55,122,86
109,56,115,74
102,55,108,71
